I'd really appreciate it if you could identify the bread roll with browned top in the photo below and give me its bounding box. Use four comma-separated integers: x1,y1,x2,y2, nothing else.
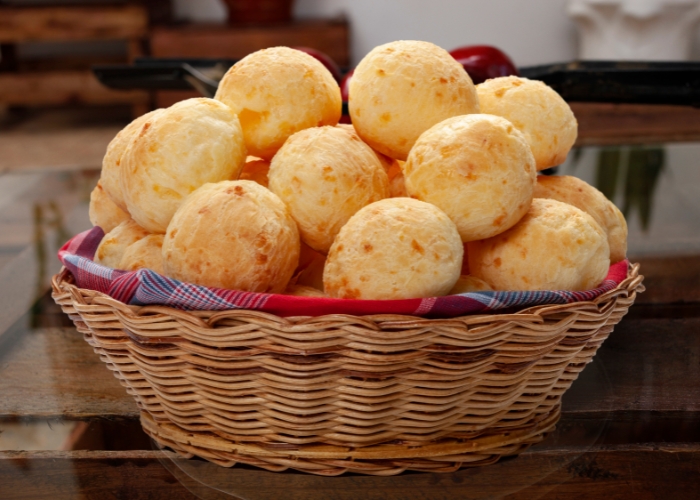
284,284,328,297
94,219,150,269
119,234,165,274
121,98,247,233
468,198,610,291
268,126,390,253
215,47,342,160
162,181,300,293
349,40,479,161
239,158,270,188
101,109,162,212
404,114,536,242
534,175,628,263
477,76,577,170
89,180,129,233
323,198,463,300
293,242,326,292
449,275,493,294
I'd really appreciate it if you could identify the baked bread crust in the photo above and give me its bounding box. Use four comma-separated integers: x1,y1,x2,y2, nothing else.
349,40,479,161
162,181,300,293
323,197,463,299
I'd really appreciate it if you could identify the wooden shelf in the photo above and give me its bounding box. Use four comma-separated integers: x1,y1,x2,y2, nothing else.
573,102,700,146
0,5,148,43
0,70,149,107
0,4,149,115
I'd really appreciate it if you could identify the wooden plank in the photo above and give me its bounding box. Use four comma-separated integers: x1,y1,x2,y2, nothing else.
0,445,699,500
0,326,139,420
0,5,148,43
573,102,700,146
563,313,700,414
0,70,149,106
632,255,700,305
0,450,199,500
150,19,350,67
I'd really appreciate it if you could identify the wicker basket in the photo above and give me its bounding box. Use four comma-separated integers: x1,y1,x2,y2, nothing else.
51,263,643,476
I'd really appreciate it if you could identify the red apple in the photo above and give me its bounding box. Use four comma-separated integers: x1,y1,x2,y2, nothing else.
449,45,519,84
340,68,354,102
339,68,354,123
292,46,343,83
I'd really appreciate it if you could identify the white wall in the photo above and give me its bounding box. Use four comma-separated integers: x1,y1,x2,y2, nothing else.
173,0,700,67
294,0,577,67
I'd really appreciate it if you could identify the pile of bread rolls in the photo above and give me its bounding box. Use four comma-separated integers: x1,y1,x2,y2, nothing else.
89,41,627,301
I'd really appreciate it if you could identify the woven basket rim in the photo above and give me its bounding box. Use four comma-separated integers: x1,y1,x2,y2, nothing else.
51,262,643,325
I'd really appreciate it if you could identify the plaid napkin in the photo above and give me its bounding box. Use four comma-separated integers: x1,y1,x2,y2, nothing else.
58,227,629,318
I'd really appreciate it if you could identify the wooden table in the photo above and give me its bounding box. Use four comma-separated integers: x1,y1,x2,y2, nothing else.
0,140,699,498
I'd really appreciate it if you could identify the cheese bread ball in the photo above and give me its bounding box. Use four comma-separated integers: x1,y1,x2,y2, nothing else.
477,76,577,171
101,109,162,212
119,234,165,274
449,275,493,294
387,160,407,198
94,219,150,269
349,40,479,161
404,114,536,242
293,242,326,292
336,123,394,171
284,284,328,297
239,158,270,188
215,47,341,160
323,198,463,300
268,126,390,253
534,175,628,263
468,199,610,291
89,180,130,233
120,98,246,234
162,181,299,293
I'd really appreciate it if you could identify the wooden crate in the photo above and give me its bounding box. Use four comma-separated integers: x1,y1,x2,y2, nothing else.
0,4,150,115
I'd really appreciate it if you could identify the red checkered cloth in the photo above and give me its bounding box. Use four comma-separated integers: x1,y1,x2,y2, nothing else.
58,227,629,318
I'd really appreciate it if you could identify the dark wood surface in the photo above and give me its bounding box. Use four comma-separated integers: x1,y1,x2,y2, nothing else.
0,5,148,43
573,102,700,146
2,444,699,500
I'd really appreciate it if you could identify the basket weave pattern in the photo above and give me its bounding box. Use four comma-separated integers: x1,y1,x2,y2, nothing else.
52,264,643,476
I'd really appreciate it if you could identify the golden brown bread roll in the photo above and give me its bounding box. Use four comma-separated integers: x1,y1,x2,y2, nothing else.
468,198,610,291
119,234,165,274
268,125,390,253
239,158,271,188
387,160,407,198
349,40,479,161
534,175,628,263
94,219,151,269
283,284,328,297
162,180,300,293
323,198,463,300
292,242,326,292
404,114,536,242
120,98,247,234
101,109,162,212
89,180,130,233
215,47,342,160
449,275,493,294
476,76,577,171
